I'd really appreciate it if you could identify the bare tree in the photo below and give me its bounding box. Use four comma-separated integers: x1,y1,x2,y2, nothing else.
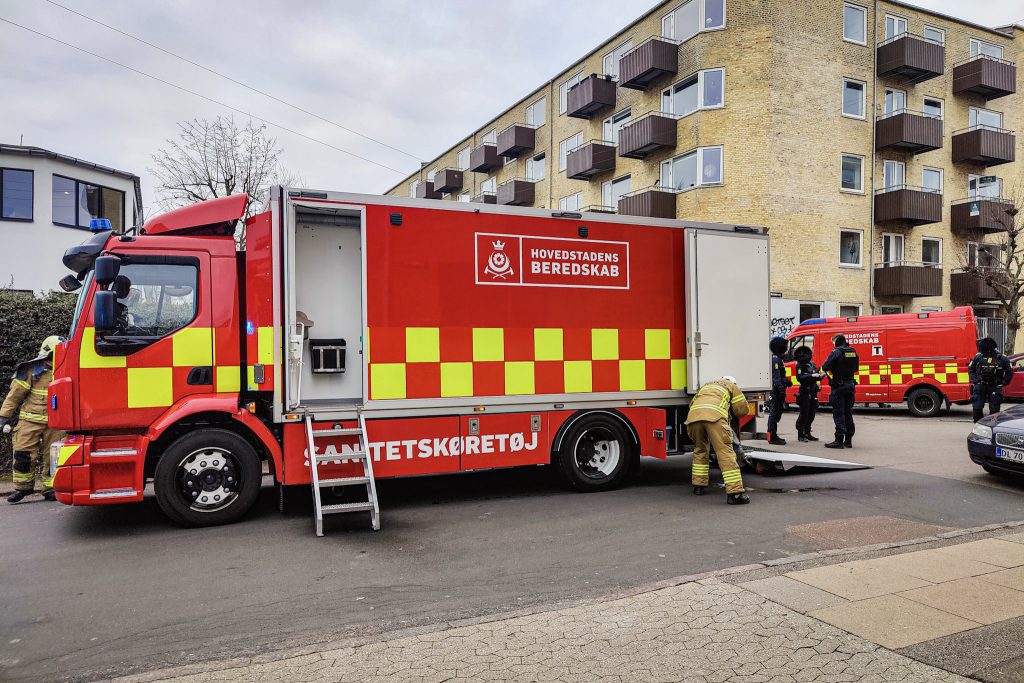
957,175,1023,353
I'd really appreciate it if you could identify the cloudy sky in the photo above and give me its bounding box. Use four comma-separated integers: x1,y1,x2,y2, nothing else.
2,0,1021,215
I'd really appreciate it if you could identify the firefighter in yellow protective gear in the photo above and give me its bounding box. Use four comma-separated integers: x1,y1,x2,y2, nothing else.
685,375,751,505
2,336,65,504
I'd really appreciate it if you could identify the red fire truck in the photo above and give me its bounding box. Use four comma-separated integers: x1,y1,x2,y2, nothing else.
48,190,771,534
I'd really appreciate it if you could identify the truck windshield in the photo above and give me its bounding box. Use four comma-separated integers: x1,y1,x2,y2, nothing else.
68,271,94,337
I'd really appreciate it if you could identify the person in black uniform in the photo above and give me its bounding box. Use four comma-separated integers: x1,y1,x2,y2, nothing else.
766,336,790,445
969,337,1013,422
821,334,859,449
793,345,824,442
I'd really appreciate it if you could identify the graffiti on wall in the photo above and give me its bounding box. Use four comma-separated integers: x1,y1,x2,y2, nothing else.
770,316,796,338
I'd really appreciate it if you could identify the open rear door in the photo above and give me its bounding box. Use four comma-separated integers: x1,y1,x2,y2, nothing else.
685,228,770,393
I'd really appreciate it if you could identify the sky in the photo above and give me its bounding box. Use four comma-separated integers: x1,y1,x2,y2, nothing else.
2,0,1022,217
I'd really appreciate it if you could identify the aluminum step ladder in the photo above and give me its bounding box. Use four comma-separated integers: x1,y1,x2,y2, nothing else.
305,412,380,536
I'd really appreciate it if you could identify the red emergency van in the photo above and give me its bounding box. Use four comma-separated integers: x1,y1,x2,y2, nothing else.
785,307,979,418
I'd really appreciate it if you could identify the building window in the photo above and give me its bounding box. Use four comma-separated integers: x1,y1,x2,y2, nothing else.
526,96,547,127
559,132,583,172
880,306,903,315
969,174,1002,199
662,68,725,116
882,233,905,265
603,109,631,145
969,242,1004,269
558,192,582,211
602,40,633,79
482,129,496,145
458,191,470,202
840,154,863,192
427,168,437,183
970,107,1003,129
884,88,906,114
559,73,583,114
526,153,546,182
970,38,1003,60
660,146,724,191
842,79,865,118
843,4,866,44
457,147,470,171
922,167,942,192
51,174,125,231
923,97,943,119
884,14,908,40
799,302,822,322
839,304,862,317
602,175,631,209
839,229,862,267
662,0,725,41
922,237,942,266
883,160,905,190
481,176,496,194
409,180,419,198
1,168,33,221
923,25,945,44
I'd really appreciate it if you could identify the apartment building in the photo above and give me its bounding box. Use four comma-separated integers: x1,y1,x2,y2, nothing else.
0,144,142,293
385,0,1021,338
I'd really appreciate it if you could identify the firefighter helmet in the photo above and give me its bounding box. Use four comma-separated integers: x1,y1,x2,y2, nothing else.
39,335,61,359
722,375,738,385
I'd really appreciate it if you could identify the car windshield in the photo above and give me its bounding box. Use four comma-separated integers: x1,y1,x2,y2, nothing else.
68,270,94,337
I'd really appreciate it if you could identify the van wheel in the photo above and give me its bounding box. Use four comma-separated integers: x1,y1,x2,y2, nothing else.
556,414,636,492
907,387,942,418
154,429,262,527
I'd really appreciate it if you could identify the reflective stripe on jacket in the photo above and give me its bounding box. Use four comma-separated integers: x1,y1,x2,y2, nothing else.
1,360,52,424
685,379,750,424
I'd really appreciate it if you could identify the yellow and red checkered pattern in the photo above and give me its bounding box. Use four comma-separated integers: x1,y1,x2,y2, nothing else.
367,327,687,400
787,362,970,386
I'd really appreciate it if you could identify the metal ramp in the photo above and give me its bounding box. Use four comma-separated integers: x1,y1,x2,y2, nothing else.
304,412,380,536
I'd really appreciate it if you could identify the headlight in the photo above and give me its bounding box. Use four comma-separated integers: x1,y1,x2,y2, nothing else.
971,424,993,441
49,440,64,474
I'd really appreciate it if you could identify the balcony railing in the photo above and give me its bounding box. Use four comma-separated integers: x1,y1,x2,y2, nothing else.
618,111,677,159
951,269,1007,303
952,126,1016,166
497,178,536,206
953,54,1017,100
471,191,497,204
496,124,536,159
876,32,944,83
874,185,942,225
415,181,441,200
566,139,616,180
566,74,617,119
580,204,617,214
874,261,943,297
617,186,677,219
618,36,679,91
469,143,501,173
433,168,464,194
951,197,1014,234
875,110,943,153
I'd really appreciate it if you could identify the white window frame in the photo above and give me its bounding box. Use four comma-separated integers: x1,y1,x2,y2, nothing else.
882,232,905,265
840,153,864,193
880,305,904,315
839,228,864,268
921,236,942,267
481,129,496,145
660,145,724,191
426,168,437,183
662,68,726,116
559,132,583,172
843,4,867,45
970,38,1004,60
884,14,908,40
841,78,866,119
558,73,583,114
526,152,546,182
457,191,470,202
969,174,1003,199
603,108,631,145
457,147,470,171
922,167,943,192
602,174,631,209
799,301,824,321
923,25,945,45
922,96,944,120
558,192,583,211
661,0,726,41
839,303,863,317
409,180,420,198
602,40,633,79
970,106,1003,130
884,87,907,115
481,176,496,194
883,160,905,190
525,96,547,128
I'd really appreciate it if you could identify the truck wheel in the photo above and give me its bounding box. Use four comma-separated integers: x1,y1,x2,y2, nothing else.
154,429,262,527
556,414,635,492
907,387,942,418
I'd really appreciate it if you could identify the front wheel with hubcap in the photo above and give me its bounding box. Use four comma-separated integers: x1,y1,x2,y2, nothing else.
154,429,262,527
906,387,942,418
556,413,636,492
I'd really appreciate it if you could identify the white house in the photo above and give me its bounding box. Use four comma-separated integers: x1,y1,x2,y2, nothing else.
0,144,142,293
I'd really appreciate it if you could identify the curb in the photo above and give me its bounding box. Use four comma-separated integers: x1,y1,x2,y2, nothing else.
109,517,1024,683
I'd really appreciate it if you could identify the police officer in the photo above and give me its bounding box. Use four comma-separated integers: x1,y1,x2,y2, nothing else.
794,346,824,442
686,375,751,505
766,336,790,446
969,337,1013,422
1,336,66,503
822,334,859,449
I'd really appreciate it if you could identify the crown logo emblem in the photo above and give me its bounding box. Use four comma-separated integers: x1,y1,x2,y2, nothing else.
485,238,514,279
492,240,505,250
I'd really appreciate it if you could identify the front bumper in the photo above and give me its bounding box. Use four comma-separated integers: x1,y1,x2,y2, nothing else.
968,437,1024,476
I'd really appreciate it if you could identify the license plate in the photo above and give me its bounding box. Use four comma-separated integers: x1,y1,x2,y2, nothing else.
996,447,1024,463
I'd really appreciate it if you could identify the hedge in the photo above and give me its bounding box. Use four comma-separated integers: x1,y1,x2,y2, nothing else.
0,290,77,476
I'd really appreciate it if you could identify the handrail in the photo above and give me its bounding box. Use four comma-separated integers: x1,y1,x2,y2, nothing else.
953,124,1014,136
874,260,942,268
624,109,683,123
876,108,942,121
953,53,1016,68
567,139,616,155
620,34,681,59
877,31,944,47
498,122,538,134
499,177,540,185
951,196,1013,206
620,185,678,198
580,204,618,214
566,73,615,95
874,184,941,195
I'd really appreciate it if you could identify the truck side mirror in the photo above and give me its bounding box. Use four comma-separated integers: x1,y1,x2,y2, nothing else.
94,255,121,287
94,290,118,332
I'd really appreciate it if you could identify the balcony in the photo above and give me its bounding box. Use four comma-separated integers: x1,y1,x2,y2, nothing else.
566,140,616,180
951,270,1006,303
469,144,500,173
414,181,441,200
471,191,497,204
618,187,676,219
951,197,1015,234
496,178,536,206
874,186,942,225
619,37,678,91
433,168,463,194
952,126,1015,166
875,110,942,153
618,112,676,159
953,55,1017,100
580,204,617,214
566,74,617,119
876,33,944,83
874,262,942,297
496,124,535,159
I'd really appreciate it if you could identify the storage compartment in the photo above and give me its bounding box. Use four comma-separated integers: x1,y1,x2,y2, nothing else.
309,338,346,373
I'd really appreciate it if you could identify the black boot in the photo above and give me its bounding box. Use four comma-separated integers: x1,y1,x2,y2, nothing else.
825,439,845,449
844,436,853,449
727,492,751,505
693,485,706,496
768,434,787,446
805,433,819,442
6,490,29,504
42,491,56,502
798,431,809,443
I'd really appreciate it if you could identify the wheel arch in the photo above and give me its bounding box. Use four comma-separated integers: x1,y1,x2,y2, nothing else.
901,379,945,403
551,409,641,459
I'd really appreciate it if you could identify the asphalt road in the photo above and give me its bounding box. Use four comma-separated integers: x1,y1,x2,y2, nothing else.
2,405,1023,682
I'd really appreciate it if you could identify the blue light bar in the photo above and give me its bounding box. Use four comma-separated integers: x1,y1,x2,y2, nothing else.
801,318,826,325
89,218,112,232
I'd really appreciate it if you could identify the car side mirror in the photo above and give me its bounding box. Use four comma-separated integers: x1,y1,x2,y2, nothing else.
94,255,121,287
94,290,118,332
